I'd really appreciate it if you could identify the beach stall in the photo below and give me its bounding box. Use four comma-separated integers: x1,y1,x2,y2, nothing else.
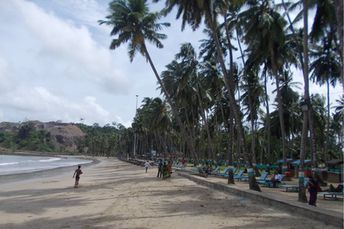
276,158,294,179
326,159,343,183
291,159,312,177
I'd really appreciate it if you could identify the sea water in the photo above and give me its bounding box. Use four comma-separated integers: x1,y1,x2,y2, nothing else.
0,154,92,175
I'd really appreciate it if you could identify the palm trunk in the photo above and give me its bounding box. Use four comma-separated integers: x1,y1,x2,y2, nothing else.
299,111,308,202
221,104,233,165
196,85,215,159
299,0,310,203
142,43,199,163
248,90,257,164
309,103,317,167
220,101,235,184
208,14,260,191
275,76,287,162
324,79,330,160
224,16,239,164
270,47,287,168
282,0,316,167
271,53,288,169
235,27,259,167
263,69,271,163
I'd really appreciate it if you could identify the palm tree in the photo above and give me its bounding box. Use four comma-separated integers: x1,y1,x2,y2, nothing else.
283,0,341,170
310,37,341,156
155,0,260,191
240,68,264,164
99,0,199,161
298,0,311,203
239,1,297,171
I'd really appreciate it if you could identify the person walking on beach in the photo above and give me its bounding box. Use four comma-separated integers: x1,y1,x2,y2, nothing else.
144,160,150,173
73,165,83,188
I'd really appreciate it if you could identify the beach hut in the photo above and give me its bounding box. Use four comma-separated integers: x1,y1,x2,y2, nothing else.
326,159,343,183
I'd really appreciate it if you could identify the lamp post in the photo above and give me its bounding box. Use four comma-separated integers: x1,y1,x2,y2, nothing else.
133,95,138,158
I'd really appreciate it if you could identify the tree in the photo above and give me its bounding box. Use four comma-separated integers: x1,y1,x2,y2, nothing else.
155,0,261,191
100,0,199,161
240,68,264,163
310,36,341,156
239,0,297,170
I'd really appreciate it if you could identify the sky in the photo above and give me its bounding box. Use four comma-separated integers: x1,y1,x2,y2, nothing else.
0,0,342,127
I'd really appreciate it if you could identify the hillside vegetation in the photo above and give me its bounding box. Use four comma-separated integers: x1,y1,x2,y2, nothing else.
0,121,127,156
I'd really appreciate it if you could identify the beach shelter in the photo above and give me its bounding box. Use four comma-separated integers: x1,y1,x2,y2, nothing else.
291,159,312,177
276,159,294,177
276,158,294,164
291,159,312,166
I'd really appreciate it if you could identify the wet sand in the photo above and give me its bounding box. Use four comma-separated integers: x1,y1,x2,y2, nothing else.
0,158,339,229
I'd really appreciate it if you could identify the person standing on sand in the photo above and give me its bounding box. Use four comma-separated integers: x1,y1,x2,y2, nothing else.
307,176,320,206
73,165,83,188
144,161,150,173
157,159,163,178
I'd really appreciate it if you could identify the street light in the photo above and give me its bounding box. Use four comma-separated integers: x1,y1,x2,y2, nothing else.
133,95,138,158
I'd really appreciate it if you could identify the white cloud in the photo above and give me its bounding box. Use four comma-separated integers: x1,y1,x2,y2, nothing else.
0,0,134,126
7,0,129,94
0,86,116,125
0,57,14,93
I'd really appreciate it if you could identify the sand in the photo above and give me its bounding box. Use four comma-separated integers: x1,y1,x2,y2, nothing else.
0,158,339,229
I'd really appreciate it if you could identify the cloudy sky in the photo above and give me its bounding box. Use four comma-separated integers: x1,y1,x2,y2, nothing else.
0,0,342,127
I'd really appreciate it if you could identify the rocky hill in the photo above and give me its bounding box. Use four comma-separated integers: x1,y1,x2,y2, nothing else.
0,121,85,152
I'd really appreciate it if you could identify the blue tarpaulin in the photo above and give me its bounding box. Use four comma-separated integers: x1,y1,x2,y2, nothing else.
276,158,294,164
291,159,311,165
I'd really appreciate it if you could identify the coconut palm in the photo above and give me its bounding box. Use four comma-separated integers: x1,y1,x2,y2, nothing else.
298,0,311,203
240,68,264,163
100,0,200,160
310,36,341,156
154,0,260,191
238,0,297,170
283,0,341,170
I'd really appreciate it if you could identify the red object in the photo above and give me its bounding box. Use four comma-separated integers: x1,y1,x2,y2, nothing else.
285,171,291,177
304,170,312,177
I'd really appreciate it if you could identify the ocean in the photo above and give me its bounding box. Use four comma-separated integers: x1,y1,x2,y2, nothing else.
0,154,92,175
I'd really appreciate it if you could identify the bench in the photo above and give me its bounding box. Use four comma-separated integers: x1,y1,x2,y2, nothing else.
281,185,299,192
319,192,344,200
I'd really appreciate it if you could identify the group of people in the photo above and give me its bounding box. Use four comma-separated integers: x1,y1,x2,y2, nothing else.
156,159,173,179
265,168,324,207
73,161,341,209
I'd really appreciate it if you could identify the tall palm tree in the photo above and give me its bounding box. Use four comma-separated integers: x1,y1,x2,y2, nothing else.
283,0,340,169
155,0,261,191
160,56,201,159
99,0,199,161
239,1,296,170
310,37,341,156
298,0,311,203
240,68,264,163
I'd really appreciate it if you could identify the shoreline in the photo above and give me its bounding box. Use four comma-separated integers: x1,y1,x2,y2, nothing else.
0,153,99,184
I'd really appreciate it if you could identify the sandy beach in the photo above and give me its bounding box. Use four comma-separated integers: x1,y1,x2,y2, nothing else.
0,158,339,229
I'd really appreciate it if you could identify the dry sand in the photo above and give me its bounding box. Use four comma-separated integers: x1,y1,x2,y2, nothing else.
0,158,339,229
